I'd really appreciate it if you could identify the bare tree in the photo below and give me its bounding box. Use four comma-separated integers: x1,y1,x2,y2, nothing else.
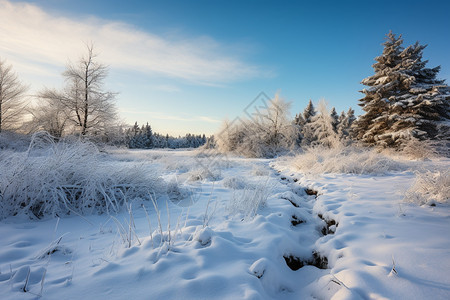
28,96,70,138
38,44,117,136
0,58,28,132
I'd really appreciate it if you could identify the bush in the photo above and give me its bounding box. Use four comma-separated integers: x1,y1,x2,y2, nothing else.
223,176,249,190
0,131,31,151
0,132,164,219
290,145,410,175
404,170,450,205
227,178,272,220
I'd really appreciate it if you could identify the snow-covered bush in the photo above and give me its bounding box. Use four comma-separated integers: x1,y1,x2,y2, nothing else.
290,146,410,175
0,131,31,151
0,132,164,219
216,94,299,158
404,170,449,205
252,164,270,176
399,138,438,159
187,167,222,182
227,178,272,220
223,176,249,189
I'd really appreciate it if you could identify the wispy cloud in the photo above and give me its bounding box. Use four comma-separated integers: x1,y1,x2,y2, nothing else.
0,0,270,85
120,109,221,123
151,84,181,93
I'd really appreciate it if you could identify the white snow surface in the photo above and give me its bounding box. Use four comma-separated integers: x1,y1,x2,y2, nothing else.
0,149,449,299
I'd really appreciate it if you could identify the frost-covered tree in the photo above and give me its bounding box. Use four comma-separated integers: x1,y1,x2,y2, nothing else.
300,100,316,146
303,99,316,123
39,45,117,136
28,97,69,138
346,108,356,129
294,113,305,127
385,42,450,147
142,122,153,148
337,110,347,140
330,107,339,133
337,108,356,144
217,94,298,157
0,58,28,132
354,31,450,148
303,99,339,148
353,31,404,145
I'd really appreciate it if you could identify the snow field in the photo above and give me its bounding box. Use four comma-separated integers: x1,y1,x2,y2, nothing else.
275,157,450,299
0,148,449,299
1,149,332,299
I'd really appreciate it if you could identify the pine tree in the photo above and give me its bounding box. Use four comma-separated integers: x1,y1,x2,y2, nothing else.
303,100,316,123
294,113,305,126
353,31,405,146
337,108,356,144
384,42,450,147
337,110,347,140
143,122,153,148
345,107,356,140
293,113,305,146
128,122,140,148
300,100,316,146
330,107,339,133
354,31,450,148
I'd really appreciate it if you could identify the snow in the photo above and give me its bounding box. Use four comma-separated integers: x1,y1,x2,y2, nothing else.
1,149,449,299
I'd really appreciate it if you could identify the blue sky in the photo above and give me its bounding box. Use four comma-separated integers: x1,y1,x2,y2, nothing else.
1,0,449,135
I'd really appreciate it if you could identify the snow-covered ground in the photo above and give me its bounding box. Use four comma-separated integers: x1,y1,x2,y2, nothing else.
0,149,449,299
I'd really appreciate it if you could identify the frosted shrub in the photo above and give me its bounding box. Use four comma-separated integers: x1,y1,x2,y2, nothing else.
187,167,222,182
292,146,409,175
0,131,31,151
223,176,249,190
251,164,270,176
398,138,450,159
227,178,271,220
404,170,449,205
0,132,164,219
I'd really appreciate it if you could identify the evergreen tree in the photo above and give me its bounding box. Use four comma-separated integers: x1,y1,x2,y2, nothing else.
337,108,356,144
337,110,347,140
293,113,305,146
300,100,316,146
330,107,339,133
385,42,450,146
128,122,140,148
344,107,356,140
303,99,316,123
354,31,450,148
125,121,207,149
353,31,404,146
142,122,153,148
294,113,305,126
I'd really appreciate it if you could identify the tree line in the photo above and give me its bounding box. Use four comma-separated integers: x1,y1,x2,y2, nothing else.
126,122,207,149
0,32,449,154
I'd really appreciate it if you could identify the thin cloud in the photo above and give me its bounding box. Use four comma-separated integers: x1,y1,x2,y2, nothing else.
152,84,181,93
0,0,271,85
119,109,221,123
198,116,221,123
